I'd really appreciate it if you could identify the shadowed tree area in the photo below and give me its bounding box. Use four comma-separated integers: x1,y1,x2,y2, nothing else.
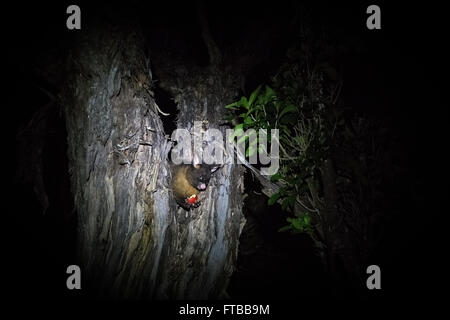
4,0,447,307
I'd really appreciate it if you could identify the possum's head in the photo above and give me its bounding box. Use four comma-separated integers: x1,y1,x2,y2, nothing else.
186,164,220,191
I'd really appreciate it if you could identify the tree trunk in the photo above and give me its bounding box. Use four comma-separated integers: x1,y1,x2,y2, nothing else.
62,22,244,299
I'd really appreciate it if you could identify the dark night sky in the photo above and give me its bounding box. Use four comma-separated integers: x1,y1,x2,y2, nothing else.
2,0,448,310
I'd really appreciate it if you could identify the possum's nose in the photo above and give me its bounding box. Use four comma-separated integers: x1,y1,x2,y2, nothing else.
197,183,206,190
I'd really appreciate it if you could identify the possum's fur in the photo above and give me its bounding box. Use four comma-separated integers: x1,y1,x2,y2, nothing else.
171,164,219,210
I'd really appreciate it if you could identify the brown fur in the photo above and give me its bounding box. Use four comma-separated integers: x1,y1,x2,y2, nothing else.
171,164,219,209
172,166,200,202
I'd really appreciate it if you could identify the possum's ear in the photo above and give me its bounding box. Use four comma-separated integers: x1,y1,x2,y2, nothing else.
210,165,220,173
193,154,201,168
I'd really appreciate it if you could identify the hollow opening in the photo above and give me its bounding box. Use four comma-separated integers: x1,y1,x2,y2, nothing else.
153,85,178,135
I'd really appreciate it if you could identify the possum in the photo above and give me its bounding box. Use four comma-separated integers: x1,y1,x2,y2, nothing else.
171,164,219,210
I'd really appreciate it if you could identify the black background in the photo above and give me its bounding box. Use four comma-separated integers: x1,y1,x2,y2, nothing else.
2,0,448,314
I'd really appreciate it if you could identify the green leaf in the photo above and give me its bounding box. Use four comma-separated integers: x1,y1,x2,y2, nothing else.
303,215,311,224
246,145,256,157
225,102,238,109
270,173,281,182
281,196,295,210
248,85,262,107
237,134,248,145
278,225,292,232
291,218,303,230
228,124,244,143
244,116,253,125
234,124,244,137
238,96,249,109
264,86,276,101
268,192,281,206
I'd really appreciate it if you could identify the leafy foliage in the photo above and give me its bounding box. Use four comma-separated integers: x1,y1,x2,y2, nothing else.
279,216,313,234
226,34,343,233
225,13,397,294
226,30,393,280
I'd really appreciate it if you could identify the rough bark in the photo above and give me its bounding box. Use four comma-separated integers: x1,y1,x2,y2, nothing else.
158,64,245,299
62,19,244,299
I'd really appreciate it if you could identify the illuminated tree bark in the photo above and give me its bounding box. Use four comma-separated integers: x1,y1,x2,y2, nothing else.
62,20,244,299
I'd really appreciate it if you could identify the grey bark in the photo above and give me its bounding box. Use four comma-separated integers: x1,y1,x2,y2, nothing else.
62,21,244,299
158,63,245,299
